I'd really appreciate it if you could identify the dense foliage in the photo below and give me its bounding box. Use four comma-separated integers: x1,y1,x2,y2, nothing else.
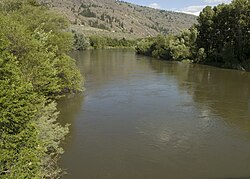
72,30,90,50
196,0,250,70
89,36,136,49
0,0,83,178
136,0,250,71
136,28,198,62
72,32,136,50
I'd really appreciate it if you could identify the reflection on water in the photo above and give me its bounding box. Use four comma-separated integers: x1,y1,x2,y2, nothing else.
150,61,250,132
59,49,250,179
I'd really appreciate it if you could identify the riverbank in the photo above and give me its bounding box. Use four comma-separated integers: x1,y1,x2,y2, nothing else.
199,61,250,72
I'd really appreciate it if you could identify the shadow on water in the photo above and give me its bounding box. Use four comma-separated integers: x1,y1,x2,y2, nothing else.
57,93,85,145
149,59,250,133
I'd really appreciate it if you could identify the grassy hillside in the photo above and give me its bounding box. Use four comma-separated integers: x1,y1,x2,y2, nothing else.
40,0,197,39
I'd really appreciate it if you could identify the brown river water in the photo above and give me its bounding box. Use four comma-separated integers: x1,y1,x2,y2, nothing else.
58,49,250,179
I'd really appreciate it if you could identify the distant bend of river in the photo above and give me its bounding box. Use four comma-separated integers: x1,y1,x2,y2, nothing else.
58,49,250,179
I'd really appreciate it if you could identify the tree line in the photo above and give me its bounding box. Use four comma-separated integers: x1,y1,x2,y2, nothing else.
73,32,136,50
0,0,83,178
136,0,250,71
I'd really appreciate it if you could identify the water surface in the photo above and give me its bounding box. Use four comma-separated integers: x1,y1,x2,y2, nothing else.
58,49,250,179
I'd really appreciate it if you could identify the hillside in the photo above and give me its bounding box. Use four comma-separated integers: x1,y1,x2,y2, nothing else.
41,0,197,39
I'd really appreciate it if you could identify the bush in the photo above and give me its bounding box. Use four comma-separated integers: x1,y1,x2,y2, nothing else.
0,1,83,178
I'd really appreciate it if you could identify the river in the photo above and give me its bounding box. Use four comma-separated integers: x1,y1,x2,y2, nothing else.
58,49,250,179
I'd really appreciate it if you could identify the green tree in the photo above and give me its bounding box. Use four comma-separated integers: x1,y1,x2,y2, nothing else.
0,0,83,96
0,0,83,178
0,42,43,178
0,49,69,178
196,6,215,60
136,0,249,70
196,0,250,69
73,31,90,50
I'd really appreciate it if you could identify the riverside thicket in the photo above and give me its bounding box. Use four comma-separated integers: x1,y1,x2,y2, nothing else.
0,0,83,178
136,0,250,71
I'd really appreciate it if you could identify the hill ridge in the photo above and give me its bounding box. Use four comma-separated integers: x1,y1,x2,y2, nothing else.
41,0,197,39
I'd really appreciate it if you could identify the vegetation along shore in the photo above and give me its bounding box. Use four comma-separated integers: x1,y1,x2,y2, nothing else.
0,0,83,178
0,0,249,178
136,0,250,71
